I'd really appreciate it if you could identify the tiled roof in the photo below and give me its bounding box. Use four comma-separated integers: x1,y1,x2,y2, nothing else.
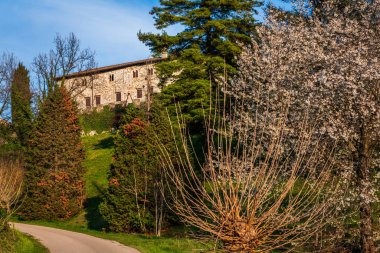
57,57,164,80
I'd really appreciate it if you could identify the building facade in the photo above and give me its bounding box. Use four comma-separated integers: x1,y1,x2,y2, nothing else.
62,57,163,111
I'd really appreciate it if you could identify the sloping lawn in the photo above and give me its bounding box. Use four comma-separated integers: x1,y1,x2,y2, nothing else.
82,132,114,199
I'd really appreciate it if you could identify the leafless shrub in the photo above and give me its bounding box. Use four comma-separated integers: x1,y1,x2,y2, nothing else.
157,88,340,251
0,160,23,229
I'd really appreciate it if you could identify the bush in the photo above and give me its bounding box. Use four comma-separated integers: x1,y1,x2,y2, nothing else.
80,106,126,134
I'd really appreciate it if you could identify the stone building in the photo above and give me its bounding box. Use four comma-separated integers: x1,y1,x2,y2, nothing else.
61,57,164,111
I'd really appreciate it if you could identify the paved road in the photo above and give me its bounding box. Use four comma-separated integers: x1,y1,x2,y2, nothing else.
12,223,140,253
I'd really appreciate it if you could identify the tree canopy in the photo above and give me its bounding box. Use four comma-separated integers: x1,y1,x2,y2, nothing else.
138,0,261,129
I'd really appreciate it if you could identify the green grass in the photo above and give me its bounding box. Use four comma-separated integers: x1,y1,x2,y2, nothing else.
15,220,209,253
61,132,114,230
82,132,114,198
0,228,48,253
14,230,49,253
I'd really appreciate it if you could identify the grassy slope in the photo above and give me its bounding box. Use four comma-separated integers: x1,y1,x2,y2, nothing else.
16,133,207,253
0,229,48,253
82,133,113,198
14,230,49,253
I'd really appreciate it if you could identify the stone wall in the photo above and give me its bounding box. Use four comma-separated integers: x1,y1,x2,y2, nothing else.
64,60,160,111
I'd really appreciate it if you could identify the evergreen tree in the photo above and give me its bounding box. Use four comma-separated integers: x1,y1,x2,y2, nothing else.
100,105,154,232
100,102,180,234
10,63,33,147
138,0,261,130
21,87,85,220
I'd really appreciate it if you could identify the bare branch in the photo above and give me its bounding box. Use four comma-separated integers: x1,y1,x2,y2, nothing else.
0,52,17,118
157,89,340,251
32,33,96,100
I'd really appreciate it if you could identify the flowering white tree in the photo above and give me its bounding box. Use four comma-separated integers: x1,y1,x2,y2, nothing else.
234,1,380,251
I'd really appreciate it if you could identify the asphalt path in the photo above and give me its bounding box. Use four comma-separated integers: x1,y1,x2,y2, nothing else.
12,223,140,253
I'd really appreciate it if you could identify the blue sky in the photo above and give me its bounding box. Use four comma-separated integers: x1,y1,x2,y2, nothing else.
0,0,288,68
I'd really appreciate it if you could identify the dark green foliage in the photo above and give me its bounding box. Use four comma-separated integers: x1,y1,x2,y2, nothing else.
0,122,21,161
0,143,21,162
100,105,154,232
79,106,126,134
138,0,261,129
21,87,85,220
0,123,15,144
100,102,179,233
10,63,33,147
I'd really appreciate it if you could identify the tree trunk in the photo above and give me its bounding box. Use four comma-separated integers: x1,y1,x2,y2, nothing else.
356,127,375,253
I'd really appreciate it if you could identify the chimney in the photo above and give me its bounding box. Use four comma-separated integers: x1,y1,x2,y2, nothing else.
161,49,168,59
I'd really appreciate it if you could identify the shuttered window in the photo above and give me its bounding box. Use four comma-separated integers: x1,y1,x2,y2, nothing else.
95,95,101,105
85,97,91,107
116,92,121,102
137,89,142,98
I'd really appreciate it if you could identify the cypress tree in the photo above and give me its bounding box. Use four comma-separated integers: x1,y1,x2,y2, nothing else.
100,102,180,234
138,0,261,131
100,105,155,232
10,63,33,147
21,87,85,220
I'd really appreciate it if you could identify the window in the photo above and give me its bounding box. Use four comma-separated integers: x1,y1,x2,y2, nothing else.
85,97,91,107
133,70,139,78
137,88,143,98
95,95,101,106
109,74,114,82
147,68,153,75
116,92,121,102
149,86,154,94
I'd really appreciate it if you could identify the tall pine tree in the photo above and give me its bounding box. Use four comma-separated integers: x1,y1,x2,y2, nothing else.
10,63,33,147
138,0,261,130
21,86,85,220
